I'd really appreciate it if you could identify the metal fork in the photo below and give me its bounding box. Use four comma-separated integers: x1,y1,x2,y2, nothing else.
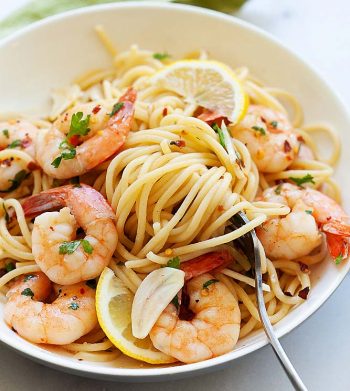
229,211,308,391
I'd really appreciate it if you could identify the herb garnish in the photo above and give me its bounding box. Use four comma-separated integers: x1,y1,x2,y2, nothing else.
59,239,93,255
68,302,79,310
274,184,283,195
86,279,97,289
305,210,313,215
335,254,343,265
0,170,29,193
8,139,22,149
167,256,180,269
270,121,278,128
252,126,266,135
289,174,315,187
109,102,124,117
2,129,9,138
5,262,15,273
51,112,90,168
153,52,170,61
21,288,34,298
212,123,226,148
171,294,179,310
24,274,35,282
203,279,219,289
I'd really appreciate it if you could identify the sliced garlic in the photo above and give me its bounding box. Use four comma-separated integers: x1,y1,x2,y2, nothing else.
131,267,185,339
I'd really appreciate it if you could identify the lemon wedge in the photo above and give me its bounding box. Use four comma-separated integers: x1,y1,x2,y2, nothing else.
96,267,176,364
151,59,248,123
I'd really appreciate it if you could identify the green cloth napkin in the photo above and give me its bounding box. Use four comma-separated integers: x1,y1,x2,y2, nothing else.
0,0,247,38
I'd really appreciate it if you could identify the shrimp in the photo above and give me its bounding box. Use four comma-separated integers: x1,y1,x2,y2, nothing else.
256,183,350,261
36,88,136,179
22,184,117,285
150,251,240,363
0,120,38,192
230,105,299,173
4,272,97,345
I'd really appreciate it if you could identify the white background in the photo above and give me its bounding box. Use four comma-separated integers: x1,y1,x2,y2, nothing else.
0,0,349,390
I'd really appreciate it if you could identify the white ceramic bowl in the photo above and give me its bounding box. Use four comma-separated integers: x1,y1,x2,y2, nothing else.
0,1,349,382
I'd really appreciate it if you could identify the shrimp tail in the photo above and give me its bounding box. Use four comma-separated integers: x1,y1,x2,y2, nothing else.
23,187,67,218
180,250,233,281
325,232,349,261
322,220,350,237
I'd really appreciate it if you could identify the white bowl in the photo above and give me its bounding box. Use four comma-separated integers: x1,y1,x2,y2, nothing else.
0,1,349,382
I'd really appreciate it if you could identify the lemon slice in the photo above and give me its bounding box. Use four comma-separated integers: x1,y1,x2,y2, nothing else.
151,60,248,123
96,267,176,364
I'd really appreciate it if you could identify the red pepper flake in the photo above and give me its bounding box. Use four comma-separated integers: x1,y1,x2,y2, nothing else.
64,113,69,122
80,288,85,294
170,140,186,148
92,105,101,114
0,159,12,167
260,116,267,123
218,205,224,212
297,135,305,142
284,140,292,153
21,135,32,149
298,286,310,300
284,291,293,297
68,135,80,147
27,161,40,171
162,107,168,116
299,262,309,273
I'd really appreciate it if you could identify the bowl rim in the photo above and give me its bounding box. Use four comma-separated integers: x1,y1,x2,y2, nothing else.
0,0,350,380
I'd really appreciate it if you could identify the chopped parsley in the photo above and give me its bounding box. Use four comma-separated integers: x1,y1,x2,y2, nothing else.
289,174,315,187
167,256,180,269
24,274,35,282
0,170,29,193
59,239,93,255
274,184,283,195
252,126,266,135
21,288,34,298
2,129,9,138
68,302,79,310
171,294,179,310
203,279,219,289
86,279,97,289
51,145,76,168
153,52,171,61
7,139,22,149
335,254,343,265
305,210,313,215
212,123,226,148
109,102,124,117
66,112,91,139
3,203,9,223
5,262,15,273
270,121,278,128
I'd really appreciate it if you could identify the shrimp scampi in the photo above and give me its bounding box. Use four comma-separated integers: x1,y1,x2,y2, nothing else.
4,272,97,345
22,184,117,285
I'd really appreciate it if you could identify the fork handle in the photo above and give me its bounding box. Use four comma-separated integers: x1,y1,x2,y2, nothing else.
255,269,308,391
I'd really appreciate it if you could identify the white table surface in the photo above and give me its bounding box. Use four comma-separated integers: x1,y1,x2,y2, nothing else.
0,0,349,390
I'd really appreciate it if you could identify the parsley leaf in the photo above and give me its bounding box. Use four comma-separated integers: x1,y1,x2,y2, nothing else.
68,302,79,310
335,254,343,265
81,239,93,254
51,146,76,168
270,121,278,128
171,294,179,310
51,156,62,168
21,288,34,298
2,129,9,138
24,274,35,282
167,256,180,269
110,102,124,117
0,170,29,193
67,112,91,139
203,279,219,289
274,184,283,195
153,52,170,61
252,126,266,135
212,123,226,148
59,239,93,255
5,262,15,273
8,139,22,149
289,174,315,187
305,210,313,215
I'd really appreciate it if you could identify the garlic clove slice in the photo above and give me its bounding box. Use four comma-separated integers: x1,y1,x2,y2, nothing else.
131,267,185,339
